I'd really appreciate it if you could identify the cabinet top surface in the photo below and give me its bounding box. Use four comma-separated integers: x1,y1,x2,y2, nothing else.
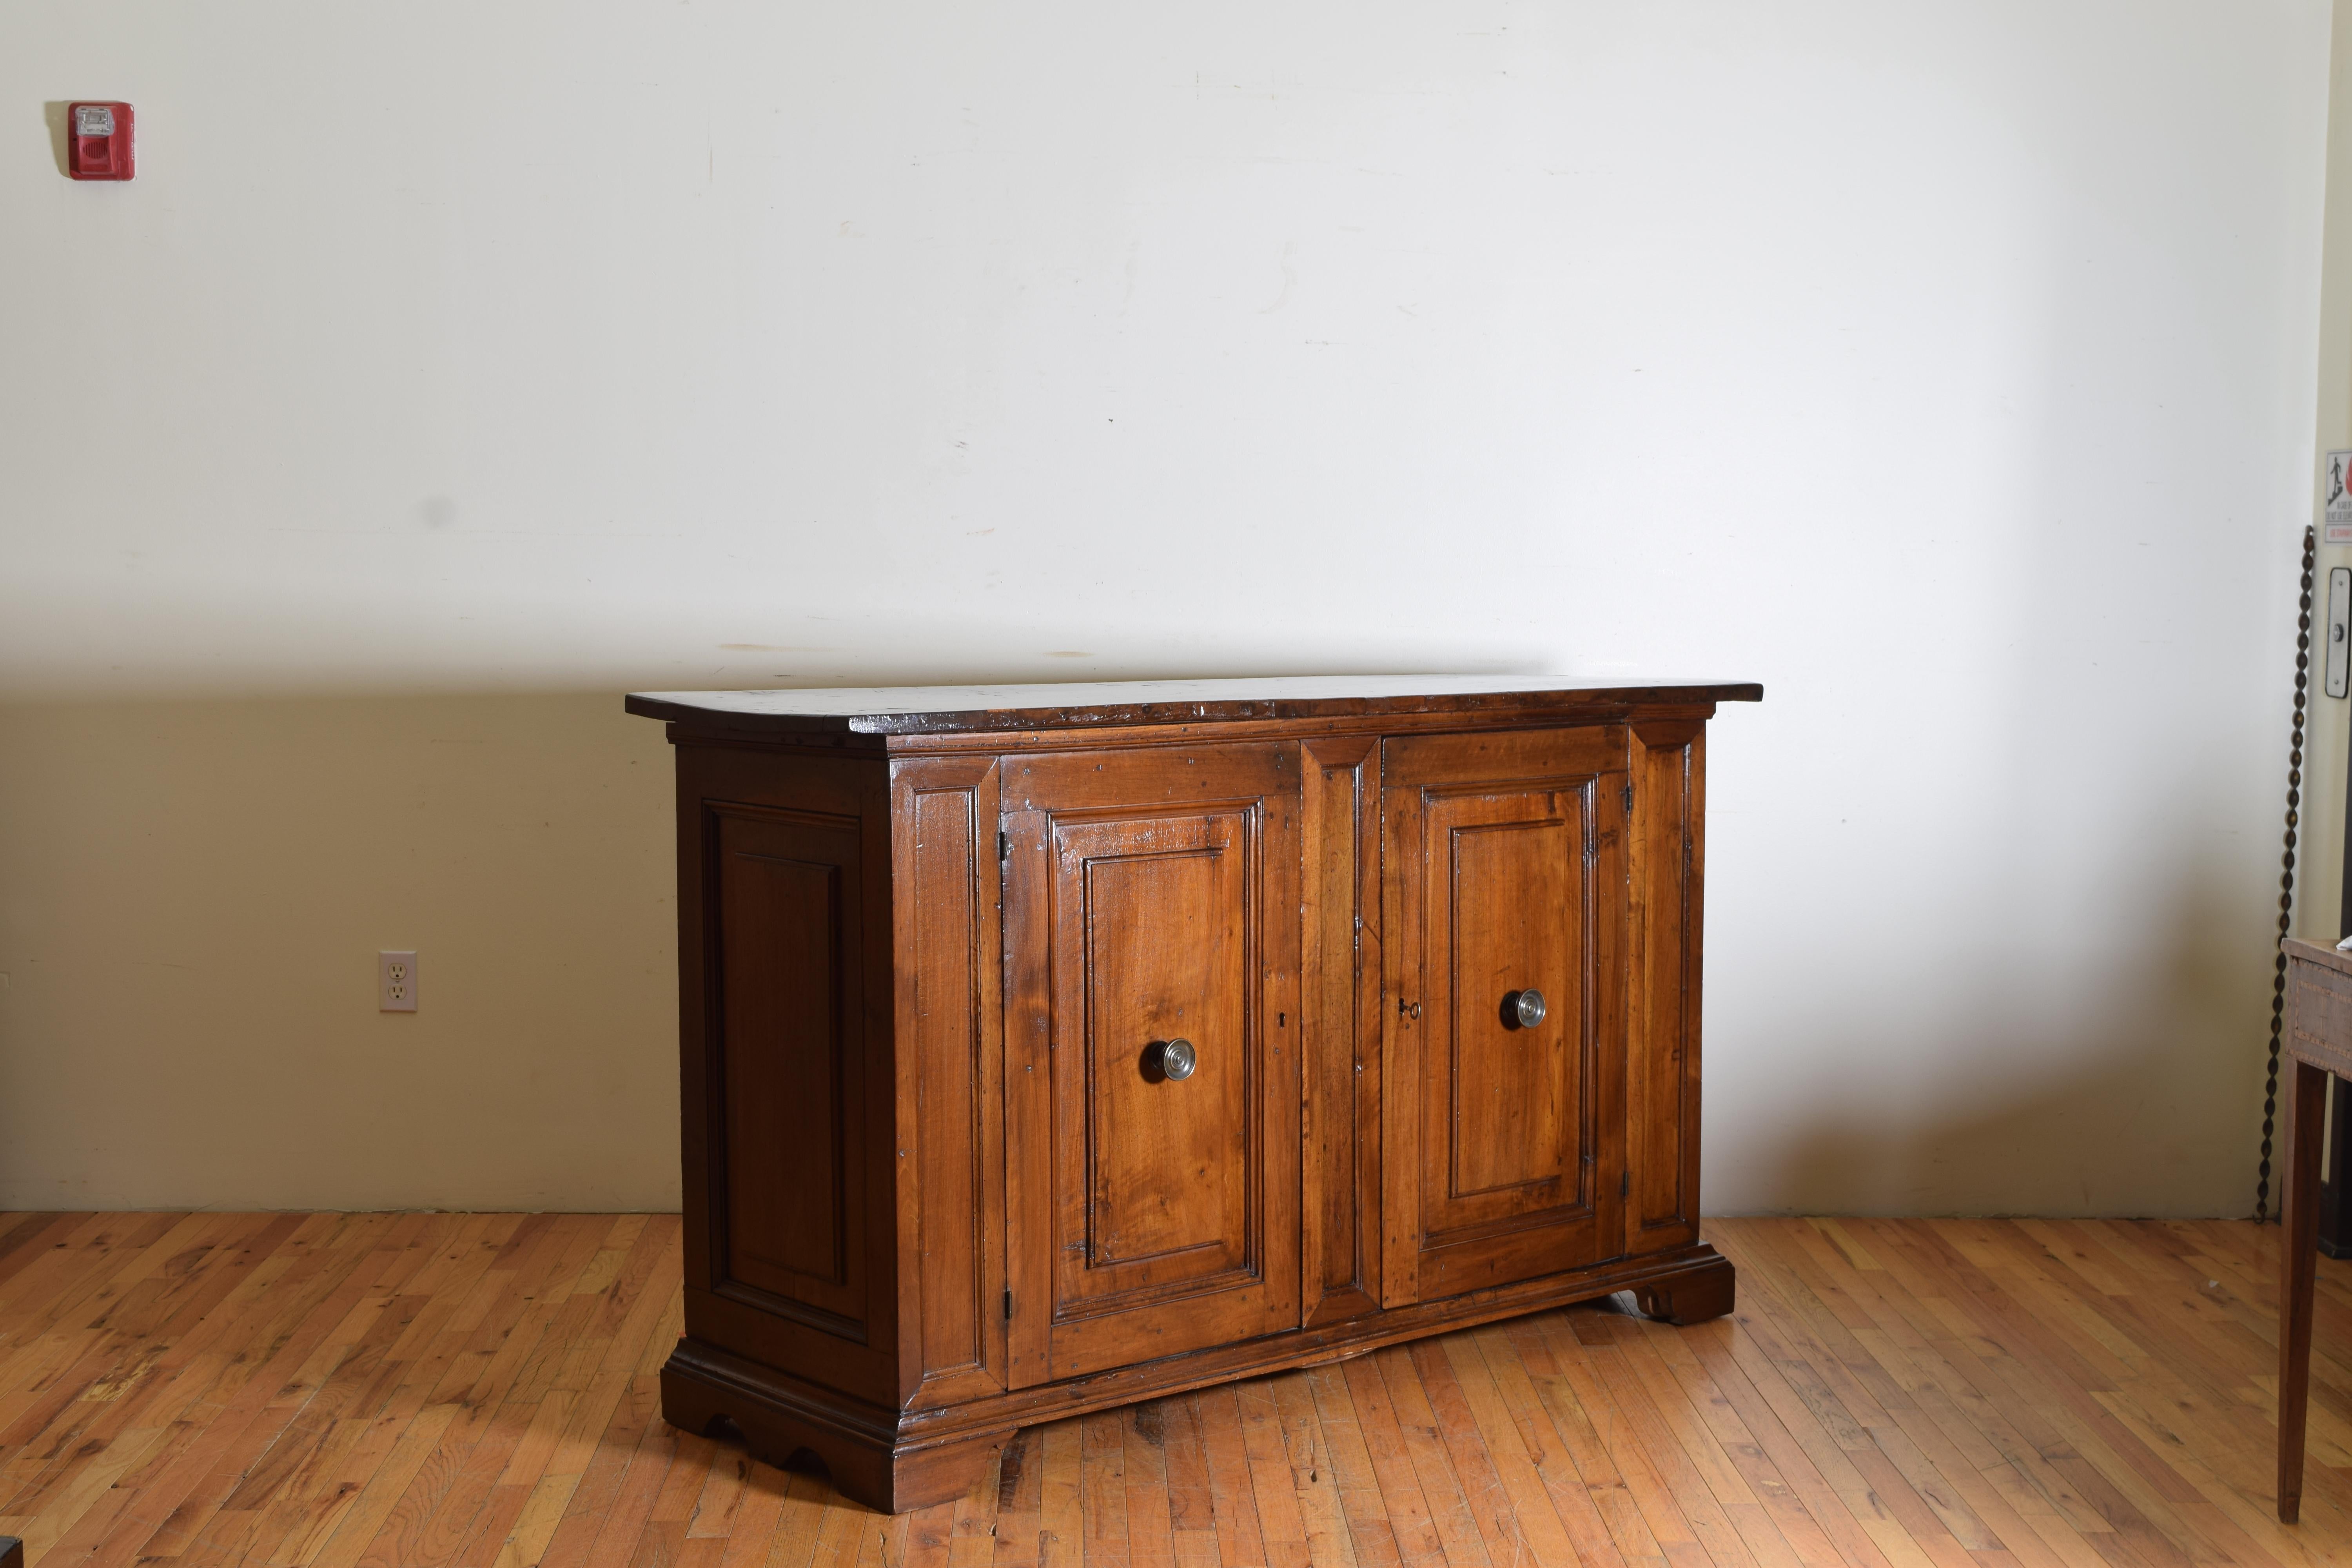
2285,936,2352,979
625,674,1763,737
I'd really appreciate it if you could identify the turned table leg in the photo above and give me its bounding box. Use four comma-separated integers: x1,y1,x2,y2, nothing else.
2281,1060,2327,1524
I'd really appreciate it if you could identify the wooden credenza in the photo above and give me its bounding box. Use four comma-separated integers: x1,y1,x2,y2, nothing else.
625,676,1761,1513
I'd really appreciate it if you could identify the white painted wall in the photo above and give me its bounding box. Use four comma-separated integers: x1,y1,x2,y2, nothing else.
0,0,2331,1214
2295,0,2352,962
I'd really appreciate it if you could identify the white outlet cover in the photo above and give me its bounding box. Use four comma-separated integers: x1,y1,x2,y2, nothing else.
378,950,418,1012
2329,568,2350,700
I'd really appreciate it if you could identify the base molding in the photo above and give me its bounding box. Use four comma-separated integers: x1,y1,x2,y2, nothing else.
663,1241,1736,1514
661,1345,1011,1514
1633,1253,1737,1325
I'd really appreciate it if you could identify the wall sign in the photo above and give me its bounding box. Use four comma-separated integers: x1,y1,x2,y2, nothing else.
2327,449,2352,545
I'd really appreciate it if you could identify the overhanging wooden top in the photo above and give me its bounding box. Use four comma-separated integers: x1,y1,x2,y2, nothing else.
2285,936,2352,980
624,675,1764,737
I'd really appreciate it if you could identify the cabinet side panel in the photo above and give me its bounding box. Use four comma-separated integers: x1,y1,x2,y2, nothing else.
895,758,1007,1406
1629,721,1702,1250
1301,738,1380,1325
711,803,865,1327
718,826,849,1295
672,743,896,1405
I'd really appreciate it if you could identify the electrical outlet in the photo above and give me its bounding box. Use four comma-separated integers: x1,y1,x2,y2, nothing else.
379,951,418,1012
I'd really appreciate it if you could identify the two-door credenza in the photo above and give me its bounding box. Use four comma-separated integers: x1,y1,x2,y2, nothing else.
624,676,1761,1512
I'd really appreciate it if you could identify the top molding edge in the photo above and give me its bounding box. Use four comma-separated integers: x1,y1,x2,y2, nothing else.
624,675,1764,737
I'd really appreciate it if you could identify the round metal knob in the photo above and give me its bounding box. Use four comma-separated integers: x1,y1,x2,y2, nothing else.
1160,1038,1198,1081
1511,989,1547,1029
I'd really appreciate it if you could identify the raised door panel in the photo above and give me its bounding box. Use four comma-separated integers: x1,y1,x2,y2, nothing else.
1433,798,1579,1208
1380,727,1627,1307
1053,813,1251,1300
1627,719,1705,1254
1002,745,1301,1386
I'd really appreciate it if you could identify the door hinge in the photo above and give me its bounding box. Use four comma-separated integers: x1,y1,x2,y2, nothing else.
1621,1169,1631,1199
1622,782,1635,813
998,829,1010,863
1002,1287,1014,1321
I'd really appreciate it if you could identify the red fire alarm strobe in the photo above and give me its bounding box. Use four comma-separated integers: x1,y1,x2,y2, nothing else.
67,102,133,180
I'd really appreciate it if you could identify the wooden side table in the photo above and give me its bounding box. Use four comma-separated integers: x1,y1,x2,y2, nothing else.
2278,936,2352,1521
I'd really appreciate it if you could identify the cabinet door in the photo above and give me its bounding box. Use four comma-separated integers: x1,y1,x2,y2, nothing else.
1380,728,1627,1306
1002,745,1301,1386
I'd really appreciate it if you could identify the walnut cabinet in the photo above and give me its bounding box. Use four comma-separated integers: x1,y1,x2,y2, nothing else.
625,677,1760,1513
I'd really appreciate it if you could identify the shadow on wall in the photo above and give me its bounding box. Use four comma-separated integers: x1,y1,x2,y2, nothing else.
0,682,2285,1217
1733,843,2276,1218
0,690,682,1212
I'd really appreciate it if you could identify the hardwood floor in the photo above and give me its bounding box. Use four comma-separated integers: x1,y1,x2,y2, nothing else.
0,1214,2344,1568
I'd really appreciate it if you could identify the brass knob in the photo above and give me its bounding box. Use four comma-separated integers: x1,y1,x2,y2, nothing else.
1160,1039,1198,1080
1511,989,1547,1029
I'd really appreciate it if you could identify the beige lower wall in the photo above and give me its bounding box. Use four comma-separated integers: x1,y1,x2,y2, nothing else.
0,687,2291,1218
0,693,680,1211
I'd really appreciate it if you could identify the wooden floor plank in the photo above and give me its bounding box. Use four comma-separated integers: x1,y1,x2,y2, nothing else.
1429,1328,1583,1568
1121,1401,1180,1568
1303,1363,1410,1568
1268,1367,1359,1568
1333,1352,1450,1568
1193,1382,1269,1568
1034,1417,1083,1568
989,1429,1044,1568
1235,1373,1311,1565
9,1214,2352,1568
